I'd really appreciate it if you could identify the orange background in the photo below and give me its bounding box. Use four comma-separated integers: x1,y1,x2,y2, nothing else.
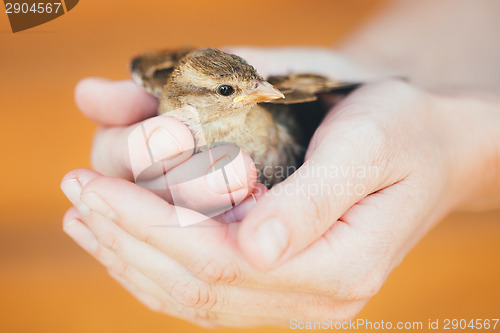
1,1,499,332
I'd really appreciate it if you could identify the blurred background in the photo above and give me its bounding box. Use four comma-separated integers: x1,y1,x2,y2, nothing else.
1,0,499,332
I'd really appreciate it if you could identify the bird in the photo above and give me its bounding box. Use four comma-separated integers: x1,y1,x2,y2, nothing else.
130,48,359,187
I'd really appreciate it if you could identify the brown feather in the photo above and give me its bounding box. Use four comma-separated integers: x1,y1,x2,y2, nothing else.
130,48,193,97
129,48,360,186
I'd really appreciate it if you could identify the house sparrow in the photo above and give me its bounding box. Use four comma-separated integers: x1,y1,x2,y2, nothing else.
131,48,358,186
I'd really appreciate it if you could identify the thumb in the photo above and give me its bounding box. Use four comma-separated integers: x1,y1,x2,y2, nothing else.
75,78,158,126
237,94,395,270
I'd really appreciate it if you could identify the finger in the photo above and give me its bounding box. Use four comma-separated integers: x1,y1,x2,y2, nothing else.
63,212,273,328
64,145,256,222
91,114,194,179
72,174,289,289
216,183,268,223
71,174,282,291
107,271,178,315
138,145,257,216
77,174,239,259
71,210,363,325
66,211,364,327
62,174,371,315
223,46,374,81
78,207,346,322
72,173,355,298
75,78,158,126
62,211,187,319
237,84,408,270
61,168,101,205
63,207,99,253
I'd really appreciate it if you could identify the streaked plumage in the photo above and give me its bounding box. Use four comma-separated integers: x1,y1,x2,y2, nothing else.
131,48,358,186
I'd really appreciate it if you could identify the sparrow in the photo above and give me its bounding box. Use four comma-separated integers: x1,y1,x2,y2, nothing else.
130,48,358,187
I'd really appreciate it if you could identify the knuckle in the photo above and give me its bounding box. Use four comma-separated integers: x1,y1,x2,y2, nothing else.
334,113,391,163
93,247,111,268
100,251,129,278
360,117,390,149
117,261,134,280
98,227,121,253
192,258,239,284
109,259,129,278
351,118,394,172
169,278,218,311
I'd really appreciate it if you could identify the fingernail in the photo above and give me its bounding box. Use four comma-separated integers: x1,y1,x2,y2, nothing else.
63,219,99,253
147,127,182,162
80,192,117,220
206,155,244,194
61,178,82,205
254,218,289,267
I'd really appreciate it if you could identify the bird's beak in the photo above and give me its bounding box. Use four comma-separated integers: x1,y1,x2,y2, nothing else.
233,79,285,105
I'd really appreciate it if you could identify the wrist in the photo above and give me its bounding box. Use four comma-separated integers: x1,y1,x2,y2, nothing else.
435,91,500,210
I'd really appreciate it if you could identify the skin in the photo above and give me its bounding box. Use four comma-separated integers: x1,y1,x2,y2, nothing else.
62,0,500,328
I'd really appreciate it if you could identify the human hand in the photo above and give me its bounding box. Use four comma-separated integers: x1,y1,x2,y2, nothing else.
61,167,375,328
63,48,500,328
62,78,499,327
226,47,500,271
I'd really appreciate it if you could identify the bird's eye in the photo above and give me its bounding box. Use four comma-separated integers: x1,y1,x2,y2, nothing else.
217,85,234,96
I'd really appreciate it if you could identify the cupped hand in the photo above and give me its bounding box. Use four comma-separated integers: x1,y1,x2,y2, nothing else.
63,48,497,327
61,78,481,327
61,167,371,328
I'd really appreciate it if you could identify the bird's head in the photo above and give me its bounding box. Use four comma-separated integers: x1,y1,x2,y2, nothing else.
163,48,284,122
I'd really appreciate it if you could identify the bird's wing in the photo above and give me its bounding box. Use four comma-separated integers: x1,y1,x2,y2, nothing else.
265,73,361,104
130,48,193,97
